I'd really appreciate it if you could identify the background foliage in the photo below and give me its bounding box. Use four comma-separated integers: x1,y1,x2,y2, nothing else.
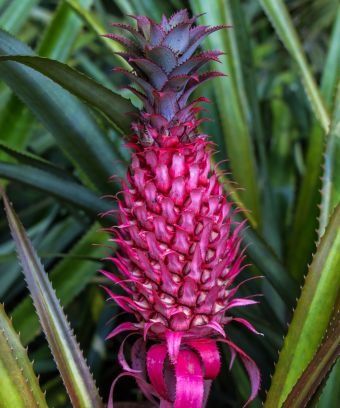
0,0,339,407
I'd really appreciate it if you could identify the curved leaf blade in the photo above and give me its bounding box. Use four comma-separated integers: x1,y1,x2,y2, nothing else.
320,8,340,110
0,162,111,217
259,0,330,132
64,0,129,67
320,85,340,236
0,29,119,192
37,0,93,61
286,10,340,281
0,0,94,179
1,191,104,408
0,303,47,408
190,0,262,224
265,205,340,407
0,55,136,134
0,140,75,180
12,223,108,346
238,214,299,306
282,301,340,407
0,0,39,34
317,360,340,408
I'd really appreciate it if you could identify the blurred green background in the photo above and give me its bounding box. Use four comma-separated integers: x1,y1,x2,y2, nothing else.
0,0,339,407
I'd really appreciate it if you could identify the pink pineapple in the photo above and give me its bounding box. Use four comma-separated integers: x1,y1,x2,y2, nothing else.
101,9,260,408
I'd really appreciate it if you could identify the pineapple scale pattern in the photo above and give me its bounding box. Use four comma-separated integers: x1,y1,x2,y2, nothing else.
102,9,260,408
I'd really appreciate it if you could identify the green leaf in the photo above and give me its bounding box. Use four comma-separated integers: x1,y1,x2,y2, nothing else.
0,55,136,134
259,0,330,133
237,212,299,307
0,303,48,408
0,0,94,172
12,223,108,346
265,205,340,407
0,202,58,299
1,191,104,408
0,95,33,165
317,360,340,408
277,9,340,281
282,301,340,407
287,123,323,281
37,0,93,61
114,0,174,21
190,0,262,224
0,162,111,217
0,0,39,34
64,0,129,63
222,0,281,254
0,140,75,180
321,8,340,110
319,85,340,236
0,29,120,192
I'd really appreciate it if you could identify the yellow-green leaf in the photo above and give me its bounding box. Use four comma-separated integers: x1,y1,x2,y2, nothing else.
0,303,47,408
265,205,340,407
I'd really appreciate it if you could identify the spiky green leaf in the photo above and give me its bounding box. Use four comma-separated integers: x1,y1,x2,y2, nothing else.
282,302,340,407
0,303,47,408
12,224,108,346
265,205,340,406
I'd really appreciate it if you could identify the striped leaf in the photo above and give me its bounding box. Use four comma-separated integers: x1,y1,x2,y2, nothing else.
0,303,47,408
1,190,104,408
265,205,340,406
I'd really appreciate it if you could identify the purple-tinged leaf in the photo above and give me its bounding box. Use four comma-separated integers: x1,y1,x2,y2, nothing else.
282,303,340,407
179,25,228,63
265,205,340,407
106,322,138,340
172,50,223,76
168,9,190,27
131,338,157,404
149,20,165,46
219,338,261,407
130,58,168,89
1,190,104,408
110,22,147,48
146,45,177,74
153,91,178,120
103,33,139,51
179,71,226,107
114,67,154,101
162,23,191,54
128,15,150,38
163,74,193,94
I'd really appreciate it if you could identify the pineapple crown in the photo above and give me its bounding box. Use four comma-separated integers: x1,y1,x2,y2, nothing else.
105,9,227,147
